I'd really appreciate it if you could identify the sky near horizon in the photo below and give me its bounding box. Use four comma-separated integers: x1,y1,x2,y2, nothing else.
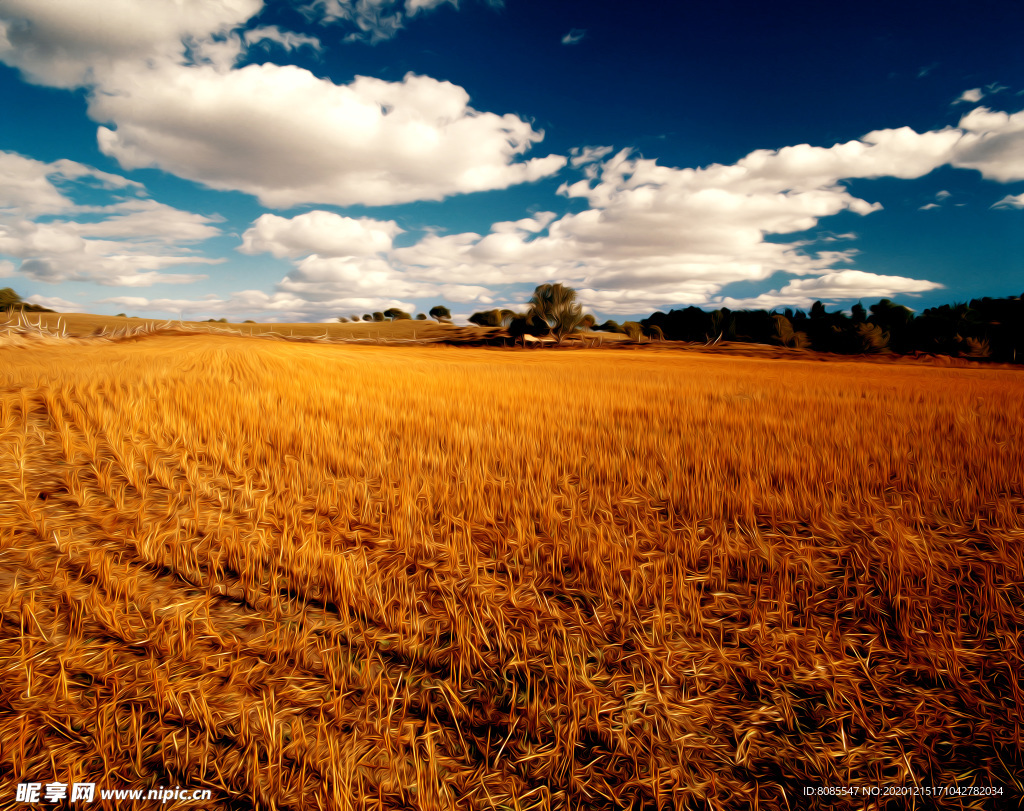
0,0,1022,323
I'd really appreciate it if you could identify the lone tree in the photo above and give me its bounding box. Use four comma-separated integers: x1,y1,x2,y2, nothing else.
527,283,584,344
383,308,412,321
0,287,54,314
429,305,451,322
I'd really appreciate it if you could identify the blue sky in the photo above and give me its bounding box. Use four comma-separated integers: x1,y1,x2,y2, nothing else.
1,0,1021,323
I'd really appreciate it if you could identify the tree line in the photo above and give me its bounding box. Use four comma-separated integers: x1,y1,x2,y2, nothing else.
466,285,1024,362
338,305,451,323
638,297,1024,362
4,282,1020,361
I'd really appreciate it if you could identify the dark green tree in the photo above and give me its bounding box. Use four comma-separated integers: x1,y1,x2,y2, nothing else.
595,319,625,333
622,321,644,341
507,312,550,345
468,309,517,328
429,305,451,321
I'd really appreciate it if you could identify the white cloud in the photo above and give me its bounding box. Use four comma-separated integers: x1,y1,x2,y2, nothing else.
0,151,142,217
91,65,565,208
919,189,953,210
0,0,261,88
0,150,224,287
405,0,457,15
243,25,321,53
240,212,401,258
72,199,224,243
1,1,564,209
713,270,943,311
992,192,1024,209
100,289,427,321
305,0,401,42
18,259,211,287
0,260,14,277
235,210,502,317
380,123,979,314
561,29,586,45
277,255,494,304
237,121,977,319
950,107,1024,182
954,88,984,104
24,293,79,311
570,145,614,167
304,0,476,43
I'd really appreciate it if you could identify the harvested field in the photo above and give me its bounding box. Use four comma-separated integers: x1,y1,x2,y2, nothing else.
0,334,1022,809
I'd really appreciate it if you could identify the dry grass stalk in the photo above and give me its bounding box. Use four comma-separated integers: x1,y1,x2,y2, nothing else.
0,334,1021,809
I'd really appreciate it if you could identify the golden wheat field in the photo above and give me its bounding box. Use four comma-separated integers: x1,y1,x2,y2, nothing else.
0,333,1022,810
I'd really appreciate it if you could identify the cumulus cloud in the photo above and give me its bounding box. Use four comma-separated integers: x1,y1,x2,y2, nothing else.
377,122,1003,314
0,150,223,287
276,254,495,309
1,1,564,208
230,106,1024,319
949,107,1024,182
234,209,508,317
92,66,565,208
243,119,975,318
0,0,261,87
954,88,984,105
240,212,401,258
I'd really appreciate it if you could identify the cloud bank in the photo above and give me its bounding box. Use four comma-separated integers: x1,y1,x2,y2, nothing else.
0,151,222,286
1,3,1021,320
228,110,1024,319
0,0,565,209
